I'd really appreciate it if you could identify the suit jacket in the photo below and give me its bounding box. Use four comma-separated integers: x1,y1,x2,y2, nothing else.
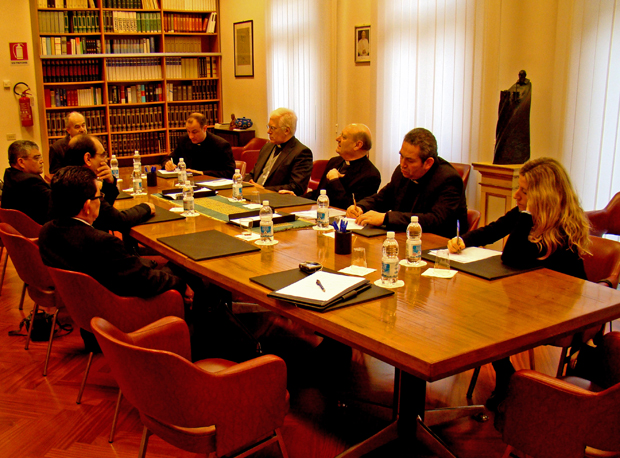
1,167,52,225
49,135,70,174
245,136,313,195
357,157,468,236
164,132,235,178
39,217,186,298
304,155,381,209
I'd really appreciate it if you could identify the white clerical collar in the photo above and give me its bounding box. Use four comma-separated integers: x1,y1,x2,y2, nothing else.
71,216,92,226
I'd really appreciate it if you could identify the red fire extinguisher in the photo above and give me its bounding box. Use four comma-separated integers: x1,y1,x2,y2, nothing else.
14,82,34,127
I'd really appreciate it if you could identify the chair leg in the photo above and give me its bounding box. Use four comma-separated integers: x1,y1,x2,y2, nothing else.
0,247,6,296
18,283,26,311
76,352,94,404
466,366,481,398
24,303,38,350
138,426,151,458
275,428,289,458
109,389,122,443
528,348,535,371
556,346,569,378
42,308,59,376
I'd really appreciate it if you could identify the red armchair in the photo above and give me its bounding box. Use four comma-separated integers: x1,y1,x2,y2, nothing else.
91,316,290,458
586,192,620,237
307,159,328,193
451,162,471,191
231,137,269,161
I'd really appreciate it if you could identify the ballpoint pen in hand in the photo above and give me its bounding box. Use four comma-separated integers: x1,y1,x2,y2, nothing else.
316,279,326,292
456,220,460,240
352,193,357,209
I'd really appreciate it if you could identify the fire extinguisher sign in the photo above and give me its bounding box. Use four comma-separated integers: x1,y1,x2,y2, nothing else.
10,43,29,66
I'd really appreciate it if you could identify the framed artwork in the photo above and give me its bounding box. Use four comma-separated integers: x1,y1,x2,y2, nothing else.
355,25,370,63
234,20,254,77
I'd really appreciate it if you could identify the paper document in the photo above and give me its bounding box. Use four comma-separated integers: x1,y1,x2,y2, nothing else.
198,179,233,187
232,214,283,227
275,271,367,304
292,208,347,219
157,170,178,176
428,247,501,264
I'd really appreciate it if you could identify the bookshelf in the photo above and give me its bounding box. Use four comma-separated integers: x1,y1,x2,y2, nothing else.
29,0,222,167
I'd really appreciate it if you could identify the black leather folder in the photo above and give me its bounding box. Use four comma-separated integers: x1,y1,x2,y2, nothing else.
138,206,186,225
158,230,260,261
351,226,388,237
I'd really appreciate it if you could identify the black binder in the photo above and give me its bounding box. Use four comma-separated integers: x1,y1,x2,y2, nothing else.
158,230,260,261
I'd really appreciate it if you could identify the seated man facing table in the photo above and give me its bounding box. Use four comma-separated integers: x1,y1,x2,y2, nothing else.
162,112,235,178
1,140,51,225
245,107,313,196
280,123,381,209
49,111,87,174
346,127,468,236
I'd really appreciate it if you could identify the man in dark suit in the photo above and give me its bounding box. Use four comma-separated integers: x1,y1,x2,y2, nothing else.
49,111,87,174
245,108,313,196
346,127,468,237
1,140,52,225
162,112,235,178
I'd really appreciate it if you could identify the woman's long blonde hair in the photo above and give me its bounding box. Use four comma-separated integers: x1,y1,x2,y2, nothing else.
521,157,591,259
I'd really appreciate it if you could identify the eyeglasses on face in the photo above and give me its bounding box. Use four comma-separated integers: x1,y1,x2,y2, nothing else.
91,192,105,202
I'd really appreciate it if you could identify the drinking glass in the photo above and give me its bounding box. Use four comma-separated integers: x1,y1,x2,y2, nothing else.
351,247,367,268
243,219,254,238
434,249,451,277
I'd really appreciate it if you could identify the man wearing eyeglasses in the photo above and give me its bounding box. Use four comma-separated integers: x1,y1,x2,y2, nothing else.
244,107,313,195
49,111,88,175
64,134,155,234
1,140,52,225
346,127,468,237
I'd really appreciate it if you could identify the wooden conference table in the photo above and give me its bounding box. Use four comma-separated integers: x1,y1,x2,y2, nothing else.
117,175,620,457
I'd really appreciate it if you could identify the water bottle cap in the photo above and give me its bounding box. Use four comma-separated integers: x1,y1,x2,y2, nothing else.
134,150,139,155
411,216,418,222
320,189,326,195
111,154,116,158
387,231,395,238
179,158,184,161
262,200,269,206
235,169,240,173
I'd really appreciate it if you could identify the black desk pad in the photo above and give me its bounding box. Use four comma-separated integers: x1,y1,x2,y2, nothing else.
252,193,315,209
250,268,393,312
421,249,542,280
138,206,186,225
351,226,388,237
158,230,260,261
116,190,133,200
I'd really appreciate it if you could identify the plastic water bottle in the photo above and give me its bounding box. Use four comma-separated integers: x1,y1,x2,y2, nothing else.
182,184,194,213
259,200,274,242
381,231,400,284
133,150,141,170
132,164,142,194
406,216,422,263
178,157,187,185
110,154,119,181
316,189,330,228
232,168,243,201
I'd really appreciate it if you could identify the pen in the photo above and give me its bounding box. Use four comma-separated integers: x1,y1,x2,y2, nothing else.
352,193,357,210
316,279,326,292
456,220,460,239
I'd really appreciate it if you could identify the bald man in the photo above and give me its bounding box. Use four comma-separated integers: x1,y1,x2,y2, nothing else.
282,123,381,209
49,111,87,174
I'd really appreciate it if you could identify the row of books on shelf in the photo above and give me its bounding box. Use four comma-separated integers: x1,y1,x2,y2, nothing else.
165,36,203,53
109,83,163,104
111,131,165,157
41,37,101,56
103,11,161,34
43,59,101,83
109,106,164,131
164,56,217,79
44,87,103,108
168,103,218,128
167,80,216,101
105,38,156,54
46,108,106,137
163,12,215,33
106,58,163,81
39,11,100,34
161,0,215,11
38,0,95,7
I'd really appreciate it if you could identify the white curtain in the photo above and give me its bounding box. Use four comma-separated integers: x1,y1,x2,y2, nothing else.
561,0,620,211
374,0,480,179
265,0,336,157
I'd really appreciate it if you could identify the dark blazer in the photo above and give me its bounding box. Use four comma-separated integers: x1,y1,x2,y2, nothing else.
356,157,468,236
1,167,52,225
39,217,186,298
245,136,313,195
49,135,70,175
304,155,381,209
164,132,235,178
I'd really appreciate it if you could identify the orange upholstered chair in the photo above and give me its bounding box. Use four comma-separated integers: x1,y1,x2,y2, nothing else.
451,162,471,191
231,137,269,161
495,331,620,458
307,159,329,193
586,192,620,237
0,223,60,376
0,208,42,309
91,316,290,458
241,148,261,175
466,209,481,232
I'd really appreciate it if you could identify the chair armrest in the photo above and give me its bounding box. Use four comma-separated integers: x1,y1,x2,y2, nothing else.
129,316,192,360
495,369,597,458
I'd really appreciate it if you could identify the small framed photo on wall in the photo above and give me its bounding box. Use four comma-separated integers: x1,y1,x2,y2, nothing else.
234,20,254,77
355,25,370,63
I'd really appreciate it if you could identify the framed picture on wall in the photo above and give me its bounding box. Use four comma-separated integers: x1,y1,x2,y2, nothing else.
355,25,370,63
234,20,254,77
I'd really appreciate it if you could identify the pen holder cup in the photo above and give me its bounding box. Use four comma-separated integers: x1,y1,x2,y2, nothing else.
147,172,158,187
335,231,352,255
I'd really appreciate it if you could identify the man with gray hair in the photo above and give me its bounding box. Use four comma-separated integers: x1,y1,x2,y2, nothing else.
1,140,52,225
49,111,87,174
245,107,313,195
346,127,468,237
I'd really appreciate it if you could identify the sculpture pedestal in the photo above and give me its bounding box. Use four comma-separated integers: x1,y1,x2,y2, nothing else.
472,162,522,230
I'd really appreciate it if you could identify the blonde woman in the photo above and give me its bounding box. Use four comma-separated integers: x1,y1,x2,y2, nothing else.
448,157,591,410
